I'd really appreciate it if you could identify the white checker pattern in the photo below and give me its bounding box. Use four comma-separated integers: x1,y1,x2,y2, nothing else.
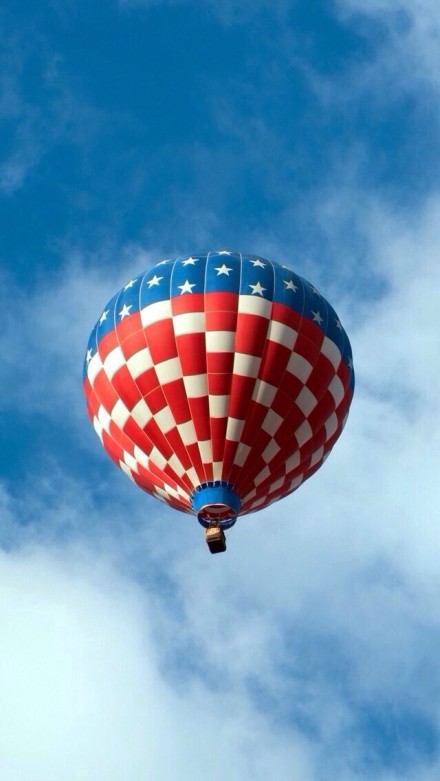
295,420,313,447
325,412,338,440
103,346,125,380
209,395,229,418
206,330,236,352
97,405,112,433
131,398,152,429
321,336,342,369
155,357,182,385
120,461,136,481
252,380,278,407
168,454,186,477
233,353,261,378
267,320,297,348
226,417,245,441
173,311,205,335
328,375,345,406
262,440,280,464
234,442,251,467
295,386,318,416
177,420,197,445
154,406,176,433
140,300,172,327
110,399,131,429
88,353,103,384
126,348,153,380
238,296,272,317
286,353,313,382
262,409,283,436
183,374,208,398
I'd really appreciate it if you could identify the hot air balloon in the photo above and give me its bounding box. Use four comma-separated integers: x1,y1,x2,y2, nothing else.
83,252,354,553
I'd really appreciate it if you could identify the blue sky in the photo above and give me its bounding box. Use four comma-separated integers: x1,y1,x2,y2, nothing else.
1,1,440,779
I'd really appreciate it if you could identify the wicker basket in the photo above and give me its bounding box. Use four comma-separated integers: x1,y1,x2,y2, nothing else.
205,526,227,554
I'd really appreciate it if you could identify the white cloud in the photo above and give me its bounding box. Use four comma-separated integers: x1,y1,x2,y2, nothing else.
147,194,440,776
0,28,46,194
0,248,157,431
334,0,440,97
0,532,318,781
2,136,440,781
2,0,440,774
1,198,440,779
0,15,129,196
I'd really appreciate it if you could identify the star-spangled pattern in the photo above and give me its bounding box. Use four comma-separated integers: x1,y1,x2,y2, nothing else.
83,252,354,519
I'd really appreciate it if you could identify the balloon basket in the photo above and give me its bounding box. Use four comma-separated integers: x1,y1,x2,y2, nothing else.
205,526,227,554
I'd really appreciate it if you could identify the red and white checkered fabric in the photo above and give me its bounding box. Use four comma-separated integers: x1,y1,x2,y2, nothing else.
83,252,354,519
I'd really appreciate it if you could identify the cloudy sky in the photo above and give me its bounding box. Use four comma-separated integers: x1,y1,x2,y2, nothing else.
1,1,440,779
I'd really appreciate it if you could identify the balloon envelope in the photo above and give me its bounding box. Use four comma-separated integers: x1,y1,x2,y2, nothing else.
83,252,354,527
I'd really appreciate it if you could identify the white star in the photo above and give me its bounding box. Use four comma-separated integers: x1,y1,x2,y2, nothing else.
217,250,232,255
119,304,132,319
157,259,171,265
215,264,233,276
347,357,353,369
124,279,137,290
335,319,342,330
178,280,196,294
249,281,266,296
99,309,109,325
310,286,320,295
86,349,93,364
312,310,323,326
284,279,298,292
250,258,265,268
182,257,197,266
147,274,163,287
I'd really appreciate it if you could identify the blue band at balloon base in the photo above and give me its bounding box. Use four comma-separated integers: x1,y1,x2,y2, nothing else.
191,483,241,530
